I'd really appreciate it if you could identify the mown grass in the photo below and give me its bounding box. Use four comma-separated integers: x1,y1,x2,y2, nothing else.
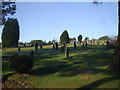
2,45,120,88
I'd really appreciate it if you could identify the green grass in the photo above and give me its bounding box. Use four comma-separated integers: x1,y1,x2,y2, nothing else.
2,45,120,88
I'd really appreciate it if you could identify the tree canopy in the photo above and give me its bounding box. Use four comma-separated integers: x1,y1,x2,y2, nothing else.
0,2,16,25
60,30,69,44
99,36,109,40
85,37,89,42
2,18,19,47
30,40,43,45
78,34,82,43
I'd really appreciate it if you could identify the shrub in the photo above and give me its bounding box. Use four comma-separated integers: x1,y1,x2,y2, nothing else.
9,54,33,74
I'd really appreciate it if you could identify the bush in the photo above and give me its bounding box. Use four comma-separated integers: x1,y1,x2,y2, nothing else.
9,54,33,74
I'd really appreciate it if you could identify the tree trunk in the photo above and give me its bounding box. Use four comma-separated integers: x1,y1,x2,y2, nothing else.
110,1,120,73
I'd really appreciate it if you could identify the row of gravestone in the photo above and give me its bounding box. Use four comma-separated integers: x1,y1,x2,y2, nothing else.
18,42,89,58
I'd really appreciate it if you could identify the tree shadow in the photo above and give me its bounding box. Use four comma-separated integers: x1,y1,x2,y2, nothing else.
57,50,114,77
2,73,15,83
77,76,119,89
28,64,69,76
68,50,113,68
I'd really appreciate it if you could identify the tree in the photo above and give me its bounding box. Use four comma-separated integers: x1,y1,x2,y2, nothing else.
60,30,69,44
85,37,89,43
30,40,43,45
110,1,120,73
78,34,82,44
69,37,76,44
2,18,19,47
99,36,109,40
0,1,16,25
93,0,120,73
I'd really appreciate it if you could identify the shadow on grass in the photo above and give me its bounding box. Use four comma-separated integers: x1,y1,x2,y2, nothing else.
29,46,114,76
28,64,68,76
2,73,15,83
58,68,113,77
68,51,113,68
77,76,119,89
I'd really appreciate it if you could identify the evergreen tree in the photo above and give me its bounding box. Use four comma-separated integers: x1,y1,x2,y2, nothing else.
2,18,19,47
85,37,89,43
60,30,69,44
78,35,82,44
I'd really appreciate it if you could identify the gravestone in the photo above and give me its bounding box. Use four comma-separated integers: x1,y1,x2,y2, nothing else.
35,42,38,51
65,47,69,58
18,47,20,51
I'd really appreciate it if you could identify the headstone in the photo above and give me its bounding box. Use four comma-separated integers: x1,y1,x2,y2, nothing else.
53,44,55,49
35,42,38,51
85,42,88,51
65,47,69,58
74,42,76,50
61,46,64,52
55,43,58,50
18,47,20,51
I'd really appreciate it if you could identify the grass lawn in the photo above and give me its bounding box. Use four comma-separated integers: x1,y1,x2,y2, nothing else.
1,45,120,88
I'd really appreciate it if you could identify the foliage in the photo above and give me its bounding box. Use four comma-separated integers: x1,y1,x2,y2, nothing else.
85,37,89,42
78,35,82,43
1,2,16,25
9,54,33,74
30,40,43,45
60,30,69,44
69,38,76,43
47,41,52,45
2,18,20,47
99,36,109,40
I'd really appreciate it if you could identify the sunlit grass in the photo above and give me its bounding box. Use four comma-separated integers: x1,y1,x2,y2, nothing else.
2,45,119,88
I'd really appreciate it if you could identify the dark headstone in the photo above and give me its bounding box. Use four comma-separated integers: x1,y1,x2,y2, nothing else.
85,42,88,51
53,44,55,49
55,43,58,50
61,46,64,52
30,51,34,57
35,42,38,51
18,47,20,51
74,42,76,50
65,47,69,58
82,43,84,48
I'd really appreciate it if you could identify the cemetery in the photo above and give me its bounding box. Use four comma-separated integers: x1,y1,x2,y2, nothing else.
0,1,119,89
